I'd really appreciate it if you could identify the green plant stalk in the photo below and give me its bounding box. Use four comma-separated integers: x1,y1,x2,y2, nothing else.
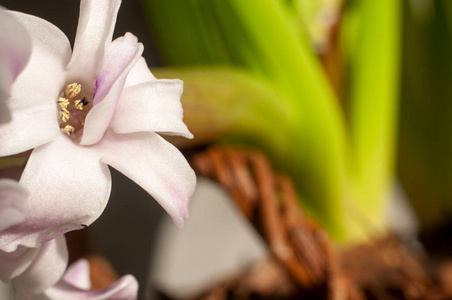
208,0,350,238
348,0,400,234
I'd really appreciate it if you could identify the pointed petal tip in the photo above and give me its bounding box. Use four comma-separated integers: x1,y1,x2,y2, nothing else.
172,208,189,229
106,274,138,299
63,258,91,290
185,131,194,139
172,217,185,229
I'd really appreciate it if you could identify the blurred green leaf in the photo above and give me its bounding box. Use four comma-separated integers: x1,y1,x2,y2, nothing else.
142,0,227,65
398,0,452,228
347,0,401,231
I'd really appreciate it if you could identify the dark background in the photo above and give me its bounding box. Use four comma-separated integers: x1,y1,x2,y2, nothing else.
2,1,167,299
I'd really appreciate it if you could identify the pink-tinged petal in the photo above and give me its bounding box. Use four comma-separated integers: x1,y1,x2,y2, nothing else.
62,259,91,290
66,0,121,89
0,246,38,281
81,33,143,146
110,80,193,138
0,135,111,252
0,179,28,231
0,12,71,156
0,8,31,124
13,236,68,294
45,274,138,300
124,57,156,88
99,131,196,228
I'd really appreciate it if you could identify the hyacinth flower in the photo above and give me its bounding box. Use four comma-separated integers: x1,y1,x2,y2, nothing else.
0,0,196,298
143,0,400,242
0,0,196,254
0,232,138,299
0,228,137,299
5,242,138,300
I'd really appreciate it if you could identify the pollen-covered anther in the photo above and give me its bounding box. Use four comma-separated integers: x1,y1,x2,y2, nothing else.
65,83,81,100
61,107,70,123
64,125,75,136
58,97,69,109
74,98,89,110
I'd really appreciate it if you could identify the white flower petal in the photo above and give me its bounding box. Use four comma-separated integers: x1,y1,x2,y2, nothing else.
61,259,91,290
0,179,28,231
0,135,111,252
45,274,138,300
66,0,121,89
0,12,71,156
99,131,196,228
81,33,143,146
110,80,193,138
0,246,38,281
124,57,156,88
13,236,68,295
0,7,31,124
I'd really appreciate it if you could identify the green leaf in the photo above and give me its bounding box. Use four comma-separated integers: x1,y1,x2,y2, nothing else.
141,0,227,65
347,0,401,231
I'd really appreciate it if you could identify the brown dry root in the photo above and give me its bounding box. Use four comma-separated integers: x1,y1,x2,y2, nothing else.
191,146,362,300
186,146,451,300
341,238,433,300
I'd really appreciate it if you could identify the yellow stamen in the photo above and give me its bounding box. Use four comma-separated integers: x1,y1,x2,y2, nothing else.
64,125,75,136
58,97,69,109
61,108,70,123
74,99,84,110
65,83,81,100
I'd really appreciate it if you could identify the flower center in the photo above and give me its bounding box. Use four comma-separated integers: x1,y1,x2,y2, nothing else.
57,83,91,137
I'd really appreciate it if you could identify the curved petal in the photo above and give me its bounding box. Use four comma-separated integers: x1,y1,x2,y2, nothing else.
99,131,196,228
0,8,31,123
124,57,156,88
0,12,71,156
45,274,138,300
0,135,111,252
62,259,91,290
0,179,28,231
13,236,68,295
110,80,193,138
0,246,38,281
81,33,143,146
66,0,121,89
